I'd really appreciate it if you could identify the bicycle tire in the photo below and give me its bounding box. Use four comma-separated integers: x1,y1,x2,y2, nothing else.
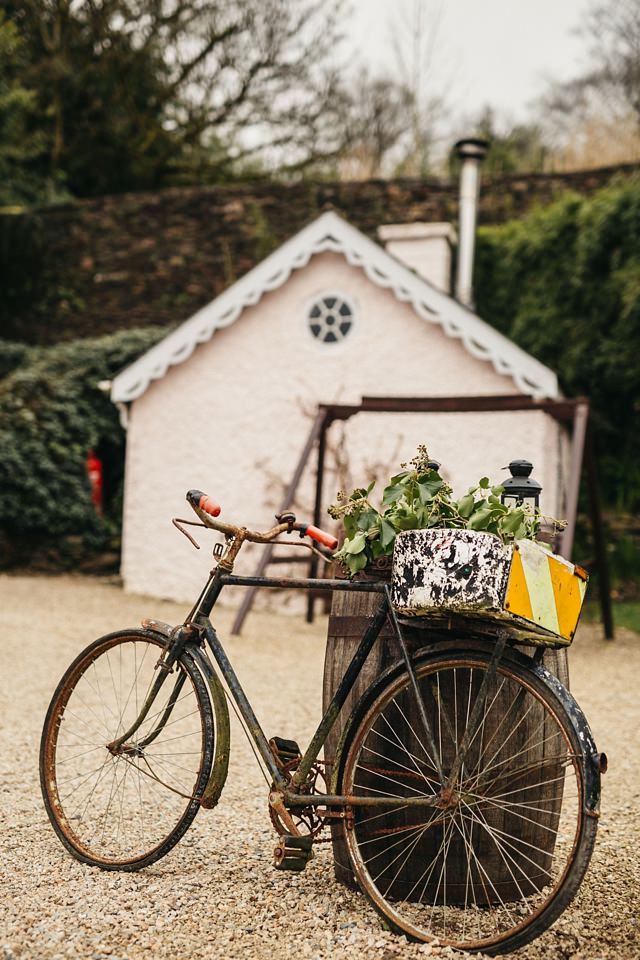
40,628,214,870
336,646,599,955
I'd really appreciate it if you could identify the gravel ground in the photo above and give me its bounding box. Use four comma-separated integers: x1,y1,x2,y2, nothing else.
0,574,638,960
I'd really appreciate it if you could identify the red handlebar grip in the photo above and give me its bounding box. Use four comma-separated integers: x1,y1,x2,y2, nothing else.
199,495,221,518
187,489,222,517
306,525,338,550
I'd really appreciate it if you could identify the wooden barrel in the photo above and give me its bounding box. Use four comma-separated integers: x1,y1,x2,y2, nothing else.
322,561,396,888
322,571,569,901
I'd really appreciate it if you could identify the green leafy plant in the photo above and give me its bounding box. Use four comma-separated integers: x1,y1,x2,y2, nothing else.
329,445,545,576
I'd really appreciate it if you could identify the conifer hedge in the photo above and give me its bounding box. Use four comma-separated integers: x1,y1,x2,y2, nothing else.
475,176,640,513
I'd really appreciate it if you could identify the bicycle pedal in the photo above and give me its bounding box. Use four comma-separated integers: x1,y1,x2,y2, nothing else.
269,736,302,765
273,832,314,872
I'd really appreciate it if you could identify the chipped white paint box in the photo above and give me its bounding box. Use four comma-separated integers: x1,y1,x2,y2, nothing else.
391,529,588,646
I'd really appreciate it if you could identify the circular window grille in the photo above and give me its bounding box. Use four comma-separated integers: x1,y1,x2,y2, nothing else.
307,295,354,344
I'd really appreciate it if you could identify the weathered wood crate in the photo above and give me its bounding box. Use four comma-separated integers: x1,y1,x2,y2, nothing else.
391,529,588,646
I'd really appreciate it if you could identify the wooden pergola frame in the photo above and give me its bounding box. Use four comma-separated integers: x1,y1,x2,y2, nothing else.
231,395,613,639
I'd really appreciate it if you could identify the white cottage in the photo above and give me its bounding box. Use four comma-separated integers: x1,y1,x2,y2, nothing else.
111,211,567,603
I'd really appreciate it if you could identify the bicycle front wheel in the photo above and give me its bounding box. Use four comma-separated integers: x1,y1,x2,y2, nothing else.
338,648,598,955
40,629,214,870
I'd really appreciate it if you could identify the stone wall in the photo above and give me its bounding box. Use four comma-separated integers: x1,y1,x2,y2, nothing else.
2,162,637,344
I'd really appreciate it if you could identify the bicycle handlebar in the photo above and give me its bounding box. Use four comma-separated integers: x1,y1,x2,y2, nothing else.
185,489,338,551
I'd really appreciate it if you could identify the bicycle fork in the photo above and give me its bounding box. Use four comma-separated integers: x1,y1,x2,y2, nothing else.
106,622,199,756
123,619,232,810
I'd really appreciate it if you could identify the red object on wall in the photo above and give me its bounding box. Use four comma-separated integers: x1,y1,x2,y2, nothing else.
86,450,103,513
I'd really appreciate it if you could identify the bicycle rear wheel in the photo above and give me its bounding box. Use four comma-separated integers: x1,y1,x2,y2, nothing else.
40,629,214,870
338,648,598,955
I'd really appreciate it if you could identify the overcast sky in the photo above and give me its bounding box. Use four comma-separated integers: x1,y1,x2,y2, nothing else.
347,0,593,122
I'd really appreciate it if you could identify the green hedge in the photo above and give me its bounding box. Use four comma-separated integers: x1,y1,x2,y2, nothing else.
475,176,640,513
0,338,31,379
0,326,167,566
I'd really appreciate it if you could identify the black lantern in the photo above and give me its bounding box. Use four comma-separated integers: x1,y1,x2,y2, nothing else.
501,459,542,509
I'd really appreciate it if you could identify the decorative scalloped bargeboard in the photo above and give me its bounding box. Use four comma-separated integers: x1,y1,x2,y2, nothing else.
391,529,588,647
110,212,558,407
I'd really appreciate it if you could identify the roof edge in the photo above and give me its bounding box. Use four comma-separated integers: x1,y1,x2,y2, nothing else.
111,210,559,405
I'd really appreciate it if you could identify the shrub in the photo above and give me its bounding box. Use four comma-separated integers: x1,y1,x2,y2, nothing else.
475,177,640,513
0,339,32,379
0,326,168,565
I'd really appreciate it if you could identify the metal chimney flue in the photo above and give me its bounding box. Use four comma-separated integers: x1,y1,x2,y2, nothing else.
454,137,488,309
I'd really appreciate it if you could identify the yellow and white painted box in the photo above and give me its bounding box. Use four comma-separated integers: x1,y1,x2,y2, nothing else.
392,529,588,646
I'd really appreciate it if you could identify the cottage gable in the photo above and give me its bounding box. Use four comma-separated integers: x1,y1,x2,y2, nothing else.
111,212,558,406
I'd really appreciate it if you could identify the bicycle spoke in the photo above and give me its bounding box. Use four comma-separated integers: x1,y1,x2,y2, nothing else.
355,760,434,798
137,688,194,733
487,772,569,802
457,799,481,941
74,754,116,826
465,684,530,782
461,801,532,903
382,816,438,895
353,780,429,800
82,668,120,729
371,810,441,886
141,728,203,747
362,743,439,790
408,810,457,905
61,755,113,806
356,816,441,846
56,745,103,765
390,697,440,777
464,805,563,870
62,704,109,743
474,753,575,799
469,795,562,835
143,754,193,793
355,804,410,827
375,714,439,787
92,661,113,736
58,759,111,790
365,821,434,869
450,812,515,931
466,723,562,789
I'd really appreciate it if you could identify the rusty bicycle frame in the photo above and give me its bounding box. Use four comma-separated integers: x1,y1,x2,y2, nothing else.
107,507,601,833
110,565,450,822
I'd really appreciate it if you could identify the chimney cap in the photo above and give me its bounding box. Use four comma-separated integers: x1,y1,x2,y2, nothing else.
378,222,457,244
454,137,489,161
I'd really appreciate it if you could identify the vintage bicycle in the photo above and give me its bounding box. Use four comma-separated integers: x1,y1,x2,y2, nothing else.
40,489,604,955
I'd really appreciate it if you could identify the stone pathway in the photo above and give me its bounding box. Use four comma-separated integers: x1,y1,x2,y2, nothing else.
0,575,637,960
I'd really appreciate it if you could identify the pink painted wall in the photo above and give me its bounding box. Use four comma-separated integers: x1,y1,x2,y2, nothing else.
122,252,567,603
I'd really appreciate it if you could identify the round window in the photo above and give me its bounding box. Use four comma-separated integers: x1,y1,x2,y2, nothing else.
307,294,354,344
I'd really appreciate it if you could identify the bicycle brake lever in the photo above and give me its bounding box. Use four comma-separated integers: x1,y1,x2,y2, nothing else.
172,517,202,549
